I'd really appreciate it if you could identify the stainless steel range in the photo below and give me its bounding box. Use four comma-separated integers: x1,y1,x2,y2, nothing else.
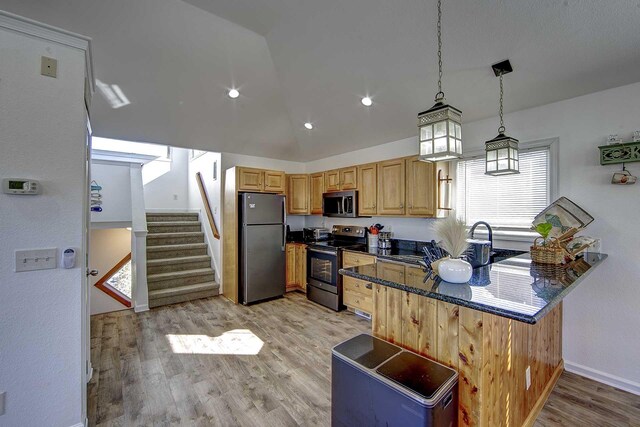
306,225,367,311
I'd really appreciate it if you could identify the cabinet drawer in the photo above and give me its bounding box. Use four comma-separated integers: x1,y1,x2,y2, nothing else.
343,289,373,313
342,251,377,268
343,276,373,297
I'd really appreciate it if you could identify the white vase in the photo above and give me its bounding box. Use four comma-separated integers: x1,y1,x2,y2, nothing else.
438,257,473,283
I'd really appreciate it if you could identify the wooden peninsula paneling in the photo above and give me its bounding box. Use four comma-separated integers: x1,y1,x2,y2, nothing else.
372,264,564,427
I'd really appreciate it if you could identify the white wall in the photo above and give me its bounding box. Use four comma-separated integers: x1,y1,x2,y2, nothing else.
462,81,640,392
187,151,222,283
89,228,132,315
143,147,190,210
90,161,132,224
0,27,87,427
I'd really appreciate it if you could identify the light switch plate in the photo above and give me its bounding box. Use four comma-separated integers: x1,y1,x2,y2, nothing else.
15,248,57,272
41,56,57,78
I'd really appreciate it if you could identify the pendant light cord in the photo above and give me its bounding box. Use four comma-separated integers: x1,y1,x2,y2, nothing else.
498,72,505,134
435,0,444,102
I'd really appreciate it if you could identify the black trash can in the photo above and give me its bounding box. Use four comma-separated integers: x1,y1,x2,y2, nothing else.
332,333,458,427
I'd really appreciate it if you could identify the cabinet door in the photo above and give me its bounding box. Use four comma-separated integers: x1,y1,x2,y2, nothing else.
325,170,341,192
406,157,437,217
357,163,378,216
310,173,325,215
295,244,307,291
340,166,358,190
286,175,310,215
377,159,406,215
377,260,406,283
285,243,297,290
238,167,263,192
264,170,286,193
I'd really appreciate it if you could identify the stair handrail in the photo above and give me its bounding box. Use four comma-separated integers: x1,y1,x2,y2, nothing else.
130,163,149,312
196,172,220,240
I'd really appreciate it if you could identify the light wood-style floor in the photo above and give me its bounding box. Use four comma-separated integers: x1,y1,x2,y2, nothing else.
89,292,640,427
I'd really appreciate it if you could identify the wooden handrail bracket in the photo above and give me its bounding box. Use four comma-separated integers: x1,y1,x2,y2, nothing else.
196,171,221,240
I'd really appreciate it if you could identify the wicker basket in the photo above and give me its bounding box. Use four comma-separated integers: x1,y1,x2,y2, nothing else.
530,237,566,265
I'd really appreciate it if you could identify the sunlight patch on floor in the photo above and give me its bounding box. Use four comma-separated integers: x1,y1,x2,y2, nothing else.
166,330,264,355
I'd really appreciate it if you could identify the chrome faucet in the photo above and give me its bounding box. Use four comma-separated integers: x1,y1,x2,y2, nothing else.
469,221,493,251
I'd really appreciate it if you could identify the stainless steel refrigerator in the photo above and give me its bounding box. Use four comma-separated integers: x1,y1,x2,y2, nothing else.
239,192,286,304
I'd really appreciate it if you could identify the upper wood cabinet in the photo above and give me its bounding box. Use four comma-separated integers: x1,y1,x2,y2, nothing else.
325,169,341,192
340,166,358,190
237,167,285,193
237,167,263,192
358,163,378,216
325,167,357,192
264,170,286,193
310,173,325,215
377,159,406,215
406,156,437,217
286,174,310,215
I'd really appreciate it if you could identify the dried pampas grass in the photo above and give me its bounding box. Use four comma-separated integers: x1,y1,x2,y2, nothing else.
432,214,469,259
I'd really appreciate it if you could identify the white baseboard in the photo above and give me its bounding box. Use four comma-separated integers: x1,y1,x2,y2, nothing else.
134,304,149,313
564,360,640,396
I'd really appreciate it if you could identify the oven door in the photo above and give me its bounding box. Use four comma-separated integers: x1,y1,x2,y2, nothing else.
307,247,338,294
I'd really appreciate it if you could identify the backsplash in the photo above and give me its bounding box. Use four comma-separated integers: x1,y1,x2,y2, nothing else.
303,215,439,241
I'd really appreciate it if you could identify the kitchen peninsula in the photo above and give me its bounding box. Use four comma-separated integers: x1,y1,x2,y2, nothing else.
340,252,607,427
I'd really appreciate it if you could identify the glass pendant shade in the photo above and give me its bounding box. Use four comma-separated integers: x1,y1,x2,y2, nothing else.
485,133,520,175
418,101,463,162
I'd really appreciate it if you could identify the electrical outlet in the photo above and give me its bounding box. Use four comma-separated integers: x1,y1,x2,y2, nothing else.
41,56,58,78
0,391,6,416
525,366,531,390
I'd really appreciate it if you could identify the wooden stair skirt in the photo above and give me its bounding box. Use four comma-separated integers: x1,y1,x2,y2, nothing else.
146,212,219,308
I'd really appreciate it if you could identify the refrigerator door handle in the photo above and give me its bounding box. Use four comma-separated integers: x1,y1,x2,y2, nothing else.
282,196,286,251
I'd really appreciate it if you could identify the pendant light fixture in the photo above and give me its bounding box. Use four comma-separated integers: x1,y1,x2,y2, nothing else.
485,60,519,175
418,0,463,162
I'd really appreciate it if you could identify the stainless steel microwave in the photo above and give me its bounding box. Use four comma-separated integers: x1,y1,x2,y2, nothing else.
322,190,358,218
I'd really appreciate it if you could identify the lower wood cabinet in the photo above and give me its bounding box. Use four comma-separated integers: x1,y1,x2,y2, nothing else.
343,277,373,313
285,243,307,292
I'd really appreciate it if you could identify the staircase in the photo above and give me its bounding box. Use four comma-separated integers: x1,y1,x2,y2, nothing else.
146,212,219,308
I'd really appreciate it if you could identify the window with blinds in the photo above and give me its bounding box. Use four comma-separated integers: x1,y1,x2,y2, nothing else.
456,147,550,230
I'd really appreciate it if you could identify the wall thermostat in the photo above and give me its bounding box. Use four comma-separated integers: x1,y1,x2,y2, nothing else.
3,178,41,195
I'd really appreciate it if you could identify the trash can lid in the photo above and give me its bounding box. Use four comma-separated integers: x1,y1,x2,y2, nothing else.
332,334,401,369
376,351,458,401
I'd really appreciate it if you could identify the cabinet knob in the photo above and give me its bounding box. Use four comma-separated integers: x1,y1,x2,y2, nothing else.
365,283,372,290
400,202,404,208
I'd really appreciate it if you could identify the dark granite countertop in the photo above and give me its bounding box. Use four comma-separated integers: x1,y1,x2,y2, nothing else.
339,252,608,324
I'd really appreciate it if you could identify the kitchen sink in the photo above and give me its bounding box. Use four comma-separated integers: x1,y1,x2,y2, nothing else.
490,248,527,264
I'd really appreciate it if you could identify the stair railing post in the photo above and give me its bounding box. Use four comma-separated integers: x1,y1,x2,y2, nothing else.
130,163,149,312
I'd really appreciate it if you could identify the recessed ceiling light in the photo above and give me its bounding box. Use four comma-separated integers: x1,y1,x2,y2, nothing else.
361,97,373,107
228,89,240,99
304,122,313,130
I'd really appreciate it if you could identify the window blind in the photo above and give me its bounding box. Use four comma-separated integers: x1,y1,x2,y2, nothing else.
456,147,550,229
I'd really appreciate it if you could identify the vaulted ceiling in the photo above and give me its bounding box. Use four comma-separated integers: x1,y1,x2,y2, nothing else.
2,0,639,161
